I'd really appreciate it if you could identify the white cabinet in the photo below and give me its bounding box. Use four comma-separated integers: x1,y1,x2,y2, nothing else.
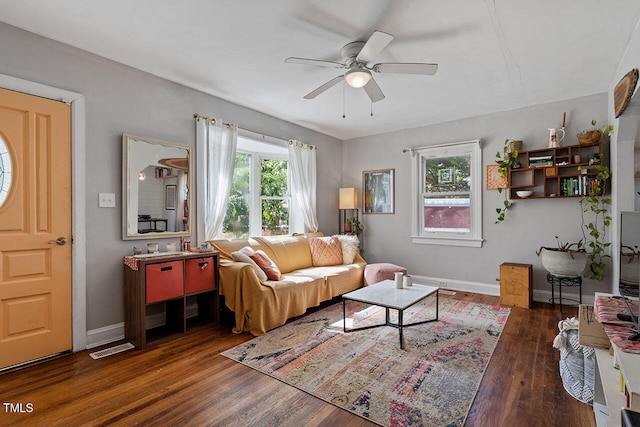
594,347,627,426
591,294,640,427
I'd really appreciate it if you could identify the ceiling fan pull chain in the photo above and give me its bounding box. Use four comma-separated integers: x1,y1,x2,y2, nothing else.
342,81,346,119
370,101,373,117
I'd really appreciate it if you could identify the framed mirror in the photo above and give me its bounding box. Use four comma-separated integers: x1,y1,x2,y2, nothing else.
122,134,192,240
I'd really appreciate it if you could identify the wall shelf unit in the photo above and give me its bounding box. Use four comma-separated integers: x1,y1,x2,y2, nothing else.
508,141,605,199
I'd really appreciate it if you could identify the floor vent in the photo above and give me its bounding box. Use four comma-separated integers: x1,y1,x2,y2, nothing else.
89,343,135,360
439,290,456,295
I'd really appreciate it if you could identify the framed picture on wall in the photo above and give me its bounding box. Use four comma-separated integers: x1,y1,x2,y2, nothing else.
165,185,177,210
363,169,395,214
486,165,507,190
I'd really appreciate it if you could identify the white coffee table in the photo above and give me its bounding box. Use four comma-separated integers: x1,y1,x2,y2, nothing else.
342,279,439,349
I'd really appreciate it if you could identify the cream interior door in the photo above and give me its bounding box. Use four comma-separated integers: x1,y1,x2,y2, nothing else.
0,87,72,370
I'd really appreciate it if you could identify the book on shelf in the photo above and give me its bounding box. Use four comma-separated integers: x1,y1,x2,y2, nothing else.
529,161,553,168
529,155,553,161
560,176,596,196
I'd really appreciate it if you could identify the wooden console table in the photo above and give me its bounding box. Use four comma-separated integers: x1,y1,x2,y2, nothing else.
123,251,219,349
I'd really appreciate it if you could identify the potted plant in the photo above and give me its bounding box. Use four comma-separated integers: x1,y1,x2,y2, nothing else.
494,139,521,223
345,217,363,236
577,119,614,145
536,237,587,277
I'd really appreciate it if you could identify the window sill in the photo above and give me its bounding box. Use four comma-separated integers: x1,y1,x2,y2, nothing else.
411,235,484,248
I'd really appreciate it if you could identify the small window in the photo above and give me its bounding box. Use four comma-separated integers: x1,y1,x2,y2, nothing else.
0,137,12,208
411,140,483,247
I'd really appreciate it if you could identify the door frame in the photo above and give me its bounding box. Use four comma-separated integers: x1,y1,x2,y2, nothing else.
0,73,87,351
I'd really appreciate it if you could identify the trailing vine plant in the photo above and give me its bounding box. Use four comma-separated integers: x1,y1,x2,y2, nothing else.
494,139,520,223
579,161,611,280
576,120,614,280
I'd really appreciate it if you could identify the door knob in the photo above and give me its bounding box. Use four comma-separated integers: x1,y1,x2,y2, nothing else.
48,237,68,245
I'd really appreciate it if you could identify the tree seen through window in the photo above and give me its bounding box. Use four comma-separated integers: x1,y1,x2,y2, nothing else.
223,151,289,238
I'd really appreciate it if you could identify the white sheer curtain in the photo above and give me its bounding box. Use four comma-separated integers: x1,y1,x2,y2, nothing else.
175,170,188,232
195,116,238,241
288,140,318,233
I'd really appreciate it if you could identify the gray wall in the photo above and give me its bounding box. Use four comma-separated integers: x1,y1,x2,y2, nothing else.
343,94,612,296
1,17,635,339
609,17,640,292
0,22,342,332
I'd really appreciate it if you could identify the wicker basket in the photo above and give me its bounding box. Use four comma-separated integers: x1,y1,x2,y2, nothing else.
507,139,523,153
577,130,601,145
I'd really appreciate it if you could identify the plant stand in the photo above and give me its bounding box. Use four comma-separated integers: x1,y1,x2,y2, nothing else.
547,272,582,315
339,208,358,235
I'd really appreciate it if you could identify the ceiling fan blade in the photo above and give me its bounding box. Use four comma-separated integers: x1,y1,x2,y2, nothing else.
363,77,385,103
356,31,394,63
303,75,344,99
373,62,438,75
285,57,345,68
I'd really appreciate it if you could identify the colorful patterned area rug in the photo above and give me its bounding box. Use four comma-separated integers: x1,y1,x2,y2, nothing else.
221,297,510,426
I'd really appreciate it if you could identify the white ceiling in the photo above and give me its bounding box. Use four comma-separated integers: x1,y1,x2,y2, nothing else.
1,0,639,140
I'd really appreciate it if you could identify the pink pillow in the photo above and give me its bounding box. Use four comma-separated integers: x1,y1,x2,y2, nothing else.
309,236,343,266
248,250,282,281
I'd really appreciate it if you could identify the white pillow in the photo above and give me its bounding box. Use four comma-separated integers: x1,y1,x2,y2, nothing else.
231,246,268,282
333,234,360,264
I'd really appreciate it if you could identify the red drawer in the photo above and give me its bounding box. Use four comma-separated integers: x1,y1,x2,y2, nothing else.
185,257,216,294
145,261,184,303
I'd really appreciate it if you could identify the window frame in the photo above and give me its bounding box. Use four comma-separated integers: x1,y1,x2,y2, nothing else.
0,136,12,208
410,139,483,247
255,154,290,236
223,134,290,238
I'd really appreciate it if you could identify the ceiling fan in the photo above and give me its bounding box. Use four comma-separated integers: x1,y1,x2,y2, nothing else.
285,30,438,103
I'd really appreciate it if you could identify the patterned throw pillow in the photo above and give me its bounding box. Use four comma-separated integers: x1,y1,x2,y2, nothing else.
309,236,343,266
231,246,268,282
248,249,282,281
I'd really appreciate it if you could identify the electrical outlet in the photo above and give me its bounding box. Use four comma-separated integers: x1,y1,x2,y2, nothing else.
98,193,116,208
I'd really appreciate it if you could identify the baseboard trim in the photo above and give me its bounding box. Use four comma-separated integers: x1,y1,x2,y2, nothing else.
413,275,500,296
413,274,593,306
86,280,593,348
85,323,124,349
85,303,201,349
532,288,594,306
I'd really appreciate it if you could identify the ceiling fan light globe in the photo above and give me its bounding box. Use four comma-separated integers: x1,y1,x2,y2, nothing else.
345,69,371,88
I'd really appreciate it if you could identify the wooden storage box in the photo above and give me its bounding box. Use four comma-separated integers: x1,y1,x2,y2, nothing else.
185,256,216,294
500,262,533,308
145,260,184,303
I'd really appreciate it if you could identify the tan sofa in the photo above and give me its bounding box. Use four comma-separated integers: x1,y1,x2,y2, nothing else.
209,233,365,336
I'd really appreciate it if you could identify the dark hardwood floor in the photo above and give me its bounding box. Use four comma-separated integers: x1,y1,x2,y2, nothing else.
0,292,595,427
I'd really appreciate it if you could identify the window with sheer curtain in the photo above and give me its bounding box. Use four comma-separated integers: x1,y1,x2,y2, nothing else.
222,136,290,238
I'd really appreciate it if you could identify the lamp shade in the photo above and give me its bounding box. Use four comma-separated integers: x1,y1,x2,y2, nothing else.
339,187,358,209
344,69,371,88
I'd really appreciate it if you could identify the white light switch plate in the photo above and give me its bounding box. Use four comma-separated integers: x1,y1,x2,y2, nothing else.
99,193,116,208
